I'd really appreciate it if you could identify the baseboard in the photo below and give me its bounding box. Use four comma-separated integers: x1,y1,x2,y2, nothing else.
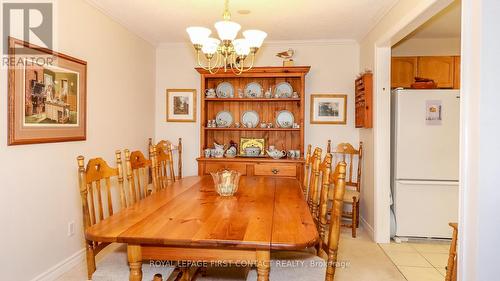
360,216,375,241
31,248,85,281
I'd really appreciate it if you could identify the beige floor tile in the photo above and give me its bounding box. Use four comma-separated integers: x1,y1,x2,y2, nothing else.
384,251,432,267
420,252,449,268
411,243,450,254
436,267,447,276
379,242,417,253
398,266,444,281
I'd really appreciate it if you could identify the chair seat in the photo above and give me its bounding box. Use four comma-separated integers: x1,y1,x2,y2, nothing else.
246,251,326,280
92,244,175,281
343,189,360,203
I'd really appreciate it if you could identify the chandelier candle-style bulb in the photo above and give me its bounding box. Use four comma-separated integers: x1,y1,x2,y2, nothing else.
186,0,266,74
243,30,267,49
233,39,250,56
186,27,211,48
214,21,241,41
202,38,221,56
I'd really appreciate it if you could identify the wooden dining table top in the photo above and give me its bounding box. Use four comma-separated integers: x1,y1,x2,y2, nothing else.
85,176,318,250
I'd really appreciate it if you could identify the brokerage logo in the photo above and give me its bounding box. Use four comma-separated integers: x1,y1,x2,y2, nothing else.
2,1,53,55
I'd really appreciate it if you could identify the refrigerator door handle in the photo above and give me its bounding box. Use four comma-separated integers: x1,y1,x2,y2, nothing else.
397,180,459,186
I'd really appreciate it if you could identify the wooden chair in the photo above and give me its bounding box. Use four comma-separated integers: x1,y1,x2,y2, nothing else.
150,138,183,179
124,147,158,205
445,222,458,281
322,161,347,280
307,148,322,217
327,139,332,153
315,152,333,226
77,152,127,279
331,142,363,238
302,144,313,198
151,140,177,190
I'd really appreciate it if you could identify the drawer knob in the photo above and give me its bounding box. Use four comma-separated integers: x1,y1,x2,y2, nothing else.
272,168,279,174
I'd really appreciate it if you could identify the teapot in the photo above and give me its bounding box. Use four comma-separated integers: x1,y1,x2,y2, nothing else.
266,149,286,159
225,146,237,158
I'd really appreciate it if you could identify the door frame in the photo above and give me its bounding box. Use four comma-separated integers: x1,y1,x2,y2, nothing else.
371,0,455,243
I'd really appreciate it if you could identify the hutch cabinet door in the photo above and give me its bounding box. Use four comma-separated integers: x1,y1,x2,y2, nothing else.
417,56,455,88
391,57,418,88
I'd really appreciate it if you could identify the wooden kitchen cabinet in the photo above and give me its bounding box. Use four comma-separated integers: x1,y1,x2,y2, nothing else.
392,56,461,89
417,56,455,88
391,57,418,88
453,56,461,89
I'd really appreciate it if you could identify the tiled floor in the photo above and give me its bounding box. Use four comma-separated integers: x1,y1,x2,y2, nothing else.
380,239,451,281
56,228,407,281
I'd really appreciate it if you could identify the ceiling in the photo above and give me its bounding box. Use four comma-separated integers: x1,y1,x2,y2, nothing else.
86,0,399,45
410,0,461,39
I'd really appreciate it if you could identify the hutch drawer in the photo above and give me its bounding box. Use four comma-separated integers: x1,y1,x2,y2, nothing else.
254,164,297,177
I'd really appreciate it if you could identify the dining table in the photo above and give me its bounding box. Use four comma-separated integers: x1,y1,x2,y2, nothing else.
85,176,318,281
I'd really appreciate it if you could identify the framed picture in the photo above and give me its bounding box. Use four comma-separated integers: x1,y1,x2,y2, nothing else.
310,94,347,124
8,37,87,145
166,89,197,122
239,137,265,156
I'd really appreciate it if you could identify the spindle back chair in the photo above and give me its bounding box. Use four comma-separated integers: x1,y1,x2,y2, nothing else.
77,152,127,279
307,147,322,217
302,144,313,197
445,223,458,281
124,147,157,205
319,161,347,281
332,142,363,237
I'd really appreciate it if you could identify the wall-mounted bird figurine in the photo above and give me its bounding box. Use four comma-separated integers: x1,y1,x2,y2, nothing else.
276,48,295,66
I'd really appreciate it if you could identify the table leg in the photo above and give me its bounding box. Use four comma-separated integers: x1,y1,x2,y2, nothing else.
256,250,270,281
127,245,142,281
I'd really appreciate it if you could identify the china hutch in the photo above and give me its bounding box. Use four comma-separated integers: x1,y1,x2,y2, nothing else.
196,66,310,181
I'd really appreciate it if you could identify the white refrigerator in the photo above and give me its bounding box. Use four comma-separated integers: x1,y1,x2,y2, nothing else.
391,89,459,238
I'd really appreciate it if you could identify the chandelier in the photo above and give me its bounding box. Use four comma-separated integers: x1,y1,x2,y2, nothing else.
186,0,267,75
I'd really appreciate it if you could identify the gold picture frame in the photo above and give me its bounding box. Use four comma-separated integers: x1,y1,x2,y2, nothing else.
310,94,347,124
8,37,87,145
166,89,197,122
239,138,266,156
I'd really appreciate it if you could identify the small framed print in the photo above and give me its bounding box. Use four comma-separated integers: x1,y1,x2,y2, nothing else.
310,94,347,124
166,89,197,122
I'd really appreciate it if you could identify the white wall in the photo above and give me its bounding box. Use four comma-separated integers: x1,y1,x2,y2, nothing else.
0,0,156,280
392,37,461,56
155,41,360,177
460,0,500,279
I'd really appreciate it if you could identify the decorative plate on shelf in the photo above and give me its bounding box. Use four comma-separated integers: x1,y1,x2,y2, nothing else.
244,82,263,98
216,82,234,98
274,82,293,98
215,111,233,128
241,110,260,128
276,110,295,128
